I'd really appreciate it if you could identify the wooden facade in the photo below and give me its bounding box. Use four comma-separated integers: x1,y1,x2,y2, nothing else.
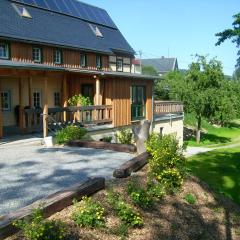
0,65,154,138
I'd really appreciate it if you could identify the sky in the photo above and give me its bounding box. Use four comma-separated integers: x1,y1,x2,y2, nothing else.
85,0,239,75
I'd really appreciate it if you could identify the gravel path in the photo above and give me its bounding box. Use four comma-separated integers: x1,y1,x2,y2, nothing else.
0,143,133,216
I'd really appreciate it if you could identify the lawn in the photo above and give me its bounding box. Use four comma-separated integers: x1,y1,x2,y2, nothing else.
187,147,240,205
184,114,240,147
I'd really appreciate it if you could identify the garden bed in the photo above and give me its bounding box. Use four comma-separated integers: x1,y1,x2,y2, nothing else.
6,166,240,240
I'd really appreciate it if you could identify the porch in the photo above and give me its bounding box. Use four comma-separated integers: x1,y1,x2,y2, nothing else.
0,66,154,138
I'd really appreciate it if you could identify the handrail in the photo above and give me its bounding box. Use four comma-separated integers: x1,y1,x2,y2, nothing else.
154,101,183,114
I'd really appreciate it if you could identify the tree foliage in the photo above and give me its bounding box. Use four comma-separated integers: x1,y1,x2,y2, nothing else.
155,55,239,143
142,65,158,76
215,12,240,67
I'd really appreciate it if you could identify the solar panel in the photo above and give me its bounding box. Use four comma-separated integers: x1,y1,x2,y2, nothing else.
11,0,117,29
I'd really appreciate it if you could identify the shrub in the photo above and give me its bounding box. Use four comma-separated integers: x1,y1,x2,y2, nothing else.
127,181,154,209
101,136,112,143
146,134,186,192
108,191,143,227
184,193,197,204
13,208,66,240
72,197,105,228
147,181,166,199
68,94,92,106
55,125,87,144
116,129,133,144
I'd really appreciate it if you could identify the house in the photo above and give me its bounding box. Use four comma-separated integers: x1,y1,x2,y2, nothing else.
142,57,178,76
0,0,184,143
131,59,141,74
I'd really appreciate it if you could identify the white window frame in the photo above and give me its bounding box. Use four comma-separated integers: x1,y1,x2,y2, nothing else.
54,49,62,64
116,58,123,72
1,90,11,111
54,92,61,106
32,47,42,63
0,43,9,59
33,90,42,108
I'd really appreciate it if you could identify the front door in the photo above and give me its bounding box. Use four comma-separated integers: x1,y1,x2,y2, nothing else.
131,86,146,121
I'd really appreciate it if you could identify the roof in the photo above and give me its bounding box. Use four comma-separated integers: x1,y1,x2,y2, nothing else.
141,57,178,73
0,59,157,80
0,0,135,55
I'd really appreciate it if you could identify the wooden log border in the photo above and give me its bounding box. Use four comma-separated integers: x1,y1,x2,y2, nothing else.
67,140,137,153
0,177,105,240
113,152,149,178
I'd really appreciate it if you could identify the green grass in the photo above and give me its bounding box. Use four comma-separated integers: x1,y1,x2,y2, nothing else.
187,147,240,205
184,113,240,147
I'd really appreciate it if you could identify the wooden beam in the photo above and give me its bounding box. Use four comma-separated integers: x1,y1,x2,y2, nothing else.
95,77,100,105
0,79,3,138
62,74,68,122
28,77,32,107
43,77,48,138
18,77,25,133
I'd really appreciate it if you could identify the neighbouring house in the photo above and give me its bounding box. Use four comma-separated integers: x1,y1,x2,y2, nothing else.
0,0,184,143
131,59,141,74
142,57,178,76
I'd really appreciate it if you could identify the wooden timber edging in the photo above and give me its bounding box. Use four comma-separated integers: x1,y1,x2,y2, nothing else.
0,177,105,240
113,152,149,178
67,140,137,153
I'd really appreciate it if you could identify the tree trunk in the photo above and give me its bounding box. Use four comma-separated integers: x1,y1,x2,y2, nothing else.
196,114,201,144
132,120,151,154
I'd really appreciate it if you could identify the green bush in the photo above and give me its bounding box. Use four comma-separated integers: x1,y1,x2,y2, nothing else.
72,197,105,228
127,181,154,209
116,129,133,144
146,134,186,192
55,125,87,144
147,181,166,199
101,136,112,143
108,191,143,227
184,193,197,204
68,94,92,106
13,208,66,240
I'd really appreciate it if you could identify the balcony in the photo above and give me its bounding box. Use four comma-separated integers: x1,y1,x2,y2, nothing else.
154,101,184,119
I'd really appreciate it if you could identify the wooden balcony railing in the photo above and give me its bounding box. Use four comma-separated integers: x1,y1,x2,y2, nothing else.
154,101,184,115
22,105,112,133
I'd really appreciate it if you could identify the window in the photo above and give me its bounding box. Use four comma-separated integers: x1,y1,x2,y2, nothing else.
82,84,94,102
32,47,42,63
54,92,61,106
96,55,102,69
80,54,87,67
116,58,123,72
1,91,11,111
54,49,62,64
0,43,9,59
12,3,32,18
131,86,146,120
89,24,103,38
33,91,41,108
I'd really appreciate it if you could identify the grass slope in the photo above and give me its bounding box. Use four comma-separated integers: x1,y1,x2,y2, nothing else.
184,114,240,147
187,147,240,205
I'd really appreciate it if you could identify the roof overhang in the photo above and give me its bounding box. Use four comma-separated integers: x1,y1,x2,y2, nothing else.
0,60,158,80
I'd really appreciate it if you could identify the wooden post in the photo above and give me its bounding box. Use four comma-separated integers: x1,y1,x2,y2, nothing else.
28,77,32,107
0,79,3,138
96,78,100,105
62,74,68,122
43,77,48,138
18,77,24,133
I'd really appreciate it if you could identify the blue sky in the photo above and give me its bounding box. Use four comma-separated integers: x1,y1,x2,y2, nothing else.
85,0,239,75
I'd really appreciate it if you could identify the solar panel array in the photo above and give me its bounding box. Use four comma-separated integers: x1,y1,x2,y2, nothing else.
12,0,117,29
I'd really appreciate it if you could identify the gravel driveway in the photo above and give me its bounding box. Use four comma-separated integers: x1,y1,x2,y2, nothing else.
0,143,133,216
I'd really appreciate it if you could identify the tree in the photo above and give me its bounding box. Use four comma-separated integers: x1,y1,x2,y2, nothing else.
215,12,240,67
187,56,224,143
142,65,158,76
